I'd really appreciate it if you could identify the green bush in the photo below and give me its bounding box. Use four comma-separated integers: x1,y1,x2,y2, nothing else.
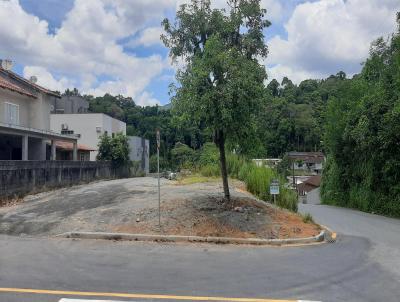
302,213,314,223
149,154,169,173
97,132,130,168
171,142,197,170
198,143,219,166
197,151,298,212
200,164,220,177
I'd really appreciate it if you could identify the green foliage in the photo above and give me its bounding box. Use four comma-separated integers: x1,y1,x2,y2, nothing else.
96,133,130,168
198,142,219,166
198,151,298,212
277,154,290,177
322,23,400,217
149,154,169,173
302,213,314,224
163,0,270,199
200,164,221,177
171,142,197,170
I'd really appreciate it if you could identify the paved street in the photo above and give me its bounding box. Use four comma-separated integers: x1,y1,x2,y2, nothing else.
0,182,399,302
299,201,400,282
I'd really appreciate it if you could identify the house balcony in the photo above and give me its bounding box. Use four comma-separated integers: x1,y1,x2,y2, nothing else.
0,121,78,161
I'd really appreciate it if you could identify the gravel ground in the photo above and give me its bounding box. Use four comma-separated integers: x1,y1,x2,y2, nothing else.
0,177,319,238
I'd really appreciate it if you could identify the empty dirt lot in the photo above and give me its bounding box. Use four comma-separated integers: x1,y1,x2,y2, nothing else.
0,177,319,238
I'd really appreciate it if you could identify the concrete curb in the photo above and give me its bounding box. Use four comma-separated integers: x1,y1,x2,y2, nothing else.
57,230,327,246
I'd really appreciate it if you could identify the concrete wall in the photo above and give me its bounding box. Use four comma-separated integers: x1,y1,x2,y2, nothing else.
0,88,53,131
128,136,149,174
0,161,119,198
0,90,31,127
50,113,126,161
51,95,89,114
29,93,53,130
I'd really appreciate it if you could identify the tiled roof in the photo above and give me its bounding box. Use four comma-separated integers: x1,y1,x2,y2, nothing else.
0,77,37,98
287,151,324,164
55,141,96,151
303,175,321,187
0,67,61,98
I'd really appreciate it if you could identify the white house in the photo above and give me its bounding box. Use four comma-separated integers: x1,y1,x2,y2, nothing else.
50,113,126,161
287,151,325,174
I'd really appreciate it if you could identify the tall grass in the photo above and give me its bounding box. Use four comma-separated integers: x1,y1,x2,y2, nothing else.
199,152,298,212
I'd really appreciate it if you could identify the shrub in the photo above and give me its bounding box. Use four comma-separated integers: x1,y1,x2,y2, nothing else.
149,154,169,173
171,142,197,170
198,143,219,166
196,149,298,212
97,132,130,168
200,164,220,177
302,213,314,224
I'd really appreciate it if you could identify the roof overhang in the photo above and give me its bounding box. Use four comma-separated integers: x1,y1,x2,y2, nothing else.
0,122,78,142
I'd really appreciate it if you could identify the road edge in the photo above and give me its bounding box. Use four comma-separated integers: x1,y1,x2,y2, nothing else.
57,229,331,246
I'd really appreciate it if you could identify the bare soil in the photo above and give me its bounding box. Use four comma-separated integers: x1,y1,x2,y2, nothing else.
113,194,320,239
0,177,320,239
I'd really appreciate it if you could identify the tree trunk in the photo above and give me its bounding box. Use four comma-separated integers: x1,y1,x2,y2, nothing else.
215,130,230,201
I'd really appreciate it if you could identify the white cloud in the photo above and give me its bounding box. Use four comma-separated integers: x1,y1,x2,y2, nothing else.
265,0,400,83
175,0,282,21
0,0,171,98
23,66,74,92
127,27,164,48
267,64,322,84
136,91,161,106
261,0,283,22
1,0,399,97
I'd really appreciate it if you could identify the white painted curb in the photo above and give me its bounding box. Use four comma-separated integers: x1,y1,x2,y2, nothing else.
59,298,321,302
57,230,326,246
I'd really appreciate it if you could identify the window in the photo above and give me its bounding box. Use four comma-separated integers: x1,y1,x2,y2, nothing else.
4,102,19,125
61,129,74,135
80,153,86,161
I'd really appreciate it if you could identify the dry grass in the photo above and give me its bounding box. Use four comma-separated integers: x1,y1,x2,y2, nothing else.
175,174,219,185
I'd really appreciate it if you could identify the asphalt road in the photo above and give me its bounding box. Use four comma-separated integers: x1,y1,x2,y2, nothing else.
0,181,399,302
299,202,400,283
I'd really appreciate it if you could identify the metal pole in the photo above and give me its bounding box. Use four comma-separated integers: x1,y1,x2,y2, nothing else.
157,144,160,228
292,161,295,188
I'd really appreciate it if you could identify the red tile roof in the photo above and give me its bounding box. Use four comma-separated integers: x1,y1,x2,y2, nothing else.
0,67,60,98
55,141,96,151
287,152,325,164
0,77,37,98
303,175,321,187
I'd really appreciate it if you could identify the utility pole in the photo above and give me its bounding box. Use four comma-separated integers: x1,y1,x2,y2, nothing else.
156,129,161,229
292,160,295,189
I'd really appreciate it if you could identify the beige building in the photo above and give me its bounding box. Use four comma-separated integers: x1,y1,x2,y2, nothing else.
50,113,126,161
0,60,78,160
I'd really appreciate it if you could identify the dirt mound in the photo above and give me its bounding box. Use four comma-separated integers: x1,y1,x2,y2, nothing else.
113,195,320,239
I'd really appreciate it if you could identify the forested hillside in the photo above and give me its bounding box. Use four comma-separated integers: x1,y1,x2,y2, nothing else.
321,19,400,217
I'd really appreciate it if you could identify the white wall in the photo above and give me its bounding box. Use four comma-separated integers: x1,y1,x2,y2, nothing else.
0,90,30,127
50,113,126,161
128,136,149,173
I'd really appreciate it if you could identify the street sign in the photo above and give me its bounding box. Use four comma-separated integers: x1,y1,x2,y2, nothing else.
270,179,280,195
270,179,279,205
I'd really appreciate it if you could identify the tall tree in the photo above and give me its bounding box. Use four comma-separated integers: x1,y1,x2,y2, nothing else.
162,0,270,200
